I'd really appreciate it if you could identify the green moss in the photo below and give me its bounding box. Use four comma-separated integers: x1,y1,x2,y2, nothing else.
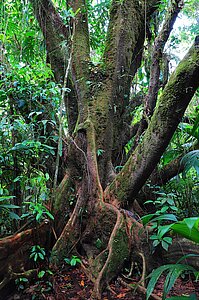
91,250,109,278
103,221,130,281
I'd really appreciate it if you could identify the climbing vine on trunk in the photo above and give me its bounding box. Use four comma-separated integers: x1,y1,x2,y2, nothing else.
1,0,199,299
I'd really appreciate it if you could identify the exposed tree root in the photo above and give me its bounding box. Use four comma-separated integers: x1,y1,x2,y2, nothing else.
0,220,50,291
92,203,128,299
138,252,146,287
90,202,146,299
50,191,87,266
122,251,146,287
118,277,162,300
0,267,38,290
163,237,199,270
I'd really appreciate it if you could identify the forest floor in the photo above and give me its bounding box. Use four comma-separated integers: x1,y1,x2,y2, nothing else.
6,265,199,300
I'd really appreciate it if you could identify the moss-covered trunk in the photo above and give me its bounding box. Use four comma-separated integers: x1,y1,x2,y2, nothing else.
1,0,199,298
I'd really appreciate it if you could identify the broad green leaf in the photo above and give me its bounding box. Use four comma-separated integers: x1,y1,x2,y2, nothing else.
146,265,174,300
38,270,45,278
171,218,199,243
38,253,44,260
141,214,156,225
163,237,172,244
167,294,197,299
1,204,20,209
167,199,175,205
9,211,21,220
36,211,43,221
184,217,199,230
30,253,35,259
34,253,38,262
40,248,46,256
163,264,196,299
157,224,174,238
161,240,169,251
160,206,169,213
151,214,178,223
46,211,54,220
64,258,71,264
153,240,160,247
0,196,15,201
20,278,28,282
70,258,77,266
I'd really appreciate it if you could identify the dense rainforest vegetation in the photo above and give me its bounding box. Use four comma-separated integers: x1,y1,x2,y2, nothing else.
0,0,199,299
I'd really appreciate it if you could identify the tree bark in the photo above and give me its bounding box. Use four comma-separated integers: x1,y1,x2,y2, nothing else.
0,221,50,290
3,0,199,298
106,39,199,205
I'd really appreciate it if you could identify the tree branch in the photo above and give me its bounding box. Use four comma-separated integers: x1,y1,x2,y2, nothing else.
29,0,69,82
68,0,90,122
145,0,184,117
132,0,183,150
150,155,184,186
105,37,199,205
102,0,159,171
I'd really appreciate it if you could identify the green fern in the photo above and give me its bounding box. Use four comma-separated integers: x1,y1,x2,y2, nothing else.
181,150,199,177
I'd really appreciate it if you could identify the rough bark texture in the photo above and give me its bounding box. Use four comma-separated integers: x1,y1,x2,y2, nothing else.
29,0,69,82
106,40,199,205
133,0,183,150
145,0,183,117
2,0,199,298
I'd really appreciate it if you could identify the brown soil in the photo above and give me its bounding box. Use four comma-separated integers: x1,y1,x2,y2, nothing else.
6,265,199,300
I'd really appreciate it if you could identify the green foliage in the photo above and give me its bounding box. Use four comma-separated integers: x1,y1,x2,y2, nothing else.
142,192,178,251
171,217,199,243
87,0,111,59
24,201,54,222
38,269,53,279
167,294,197,300
97,148,105,156
165,175,199,217
64,255,81,267
142,187,199,254
0,32,60,234
0,185,21,234
0,195,20,219
32,280,53,296
146,257,198,300
0,0,45,63
15,277,29,291
0,1,199,298
181,150,199,177
30,245,46,262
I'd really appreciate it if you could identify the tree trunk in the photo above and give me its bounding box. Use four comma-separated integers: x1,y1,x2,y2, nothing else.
1,0,199,298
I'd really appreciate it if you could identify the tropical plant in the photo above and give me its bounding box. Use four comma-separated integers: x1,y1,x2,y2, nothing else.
0,0,199,299
30,245,46,262
146,255,199,300
64,255,81,267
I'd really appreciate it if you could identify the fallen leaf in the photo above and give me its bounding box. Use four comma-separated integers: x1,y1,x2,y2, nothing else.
80,280,84,287
64,275,71,281
117,293,126,298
